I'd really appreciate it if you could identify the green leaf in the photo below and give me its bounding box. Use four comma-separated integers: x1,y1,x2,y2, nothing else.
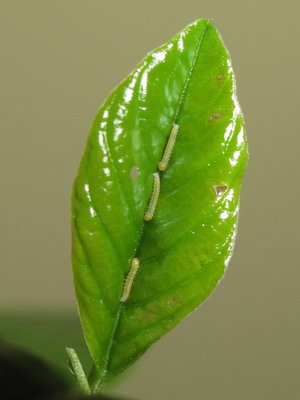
50,394,131,400
0,340,71,399
0,312,90,371
71,18,248,391
49,393,131,400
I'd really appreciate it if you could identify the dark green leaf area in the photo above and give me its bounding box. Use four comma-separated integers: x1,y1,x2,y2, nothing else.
72,19,248,385
0,341,70,400
50,393,131,400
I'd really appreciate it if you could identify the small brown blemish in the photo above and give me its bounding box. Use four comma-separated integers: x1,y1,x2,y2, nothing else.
144,306,157,321
145,312,156,321
166,295,181,308
166,300,175,307
216,73,224,82
214,184,228,198
209,113,221,122
130,166,139,180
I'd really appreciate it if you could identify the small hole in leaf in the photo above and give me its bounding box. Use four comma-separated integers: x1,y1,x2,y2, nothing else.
214,184,228,198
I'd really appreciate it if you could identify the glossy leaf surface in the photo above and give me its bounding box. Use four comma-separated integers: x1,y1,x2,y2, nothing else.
72,19,247,388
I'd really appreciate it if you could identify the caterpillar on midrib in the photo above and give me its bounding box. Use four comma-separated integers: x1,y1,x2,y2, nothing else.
144,172,160,221
158,123,180,171
121,258,140,302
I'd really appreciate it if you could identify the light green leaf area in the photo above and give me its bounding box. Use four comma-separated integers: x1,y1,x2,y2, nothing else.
72,19,247,388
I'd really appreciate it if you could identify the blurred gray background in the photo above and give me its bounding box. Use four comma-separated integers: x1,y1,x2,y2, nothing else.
0,1,299,399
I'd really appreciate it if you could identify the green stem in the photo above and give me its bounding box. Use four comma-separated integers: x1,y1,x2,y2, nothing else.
89,306,123,393
88,362,102,393
66,347,91,394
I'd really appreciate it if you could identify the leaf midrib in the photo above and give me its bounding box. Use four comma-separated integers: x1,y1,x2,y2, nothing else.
93,21,209,392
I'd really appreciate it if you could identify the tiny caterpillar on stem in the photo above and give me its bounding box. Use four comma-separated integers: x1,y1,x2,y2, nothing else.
121,258,140,302
158,124,180,171
144,172,160,221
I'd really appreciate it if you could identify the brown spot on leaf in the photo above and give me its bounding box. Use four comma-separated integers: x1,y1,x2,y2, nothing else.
214,184,228,198
144,306,158,321
166,300,175,307
130,166,139,180
209,113,221,122
145,313,156,321
166,295,181,308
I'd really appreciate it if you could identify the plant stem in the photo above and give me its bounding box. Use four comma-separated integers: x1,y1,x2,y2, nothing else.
66,347,91,394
